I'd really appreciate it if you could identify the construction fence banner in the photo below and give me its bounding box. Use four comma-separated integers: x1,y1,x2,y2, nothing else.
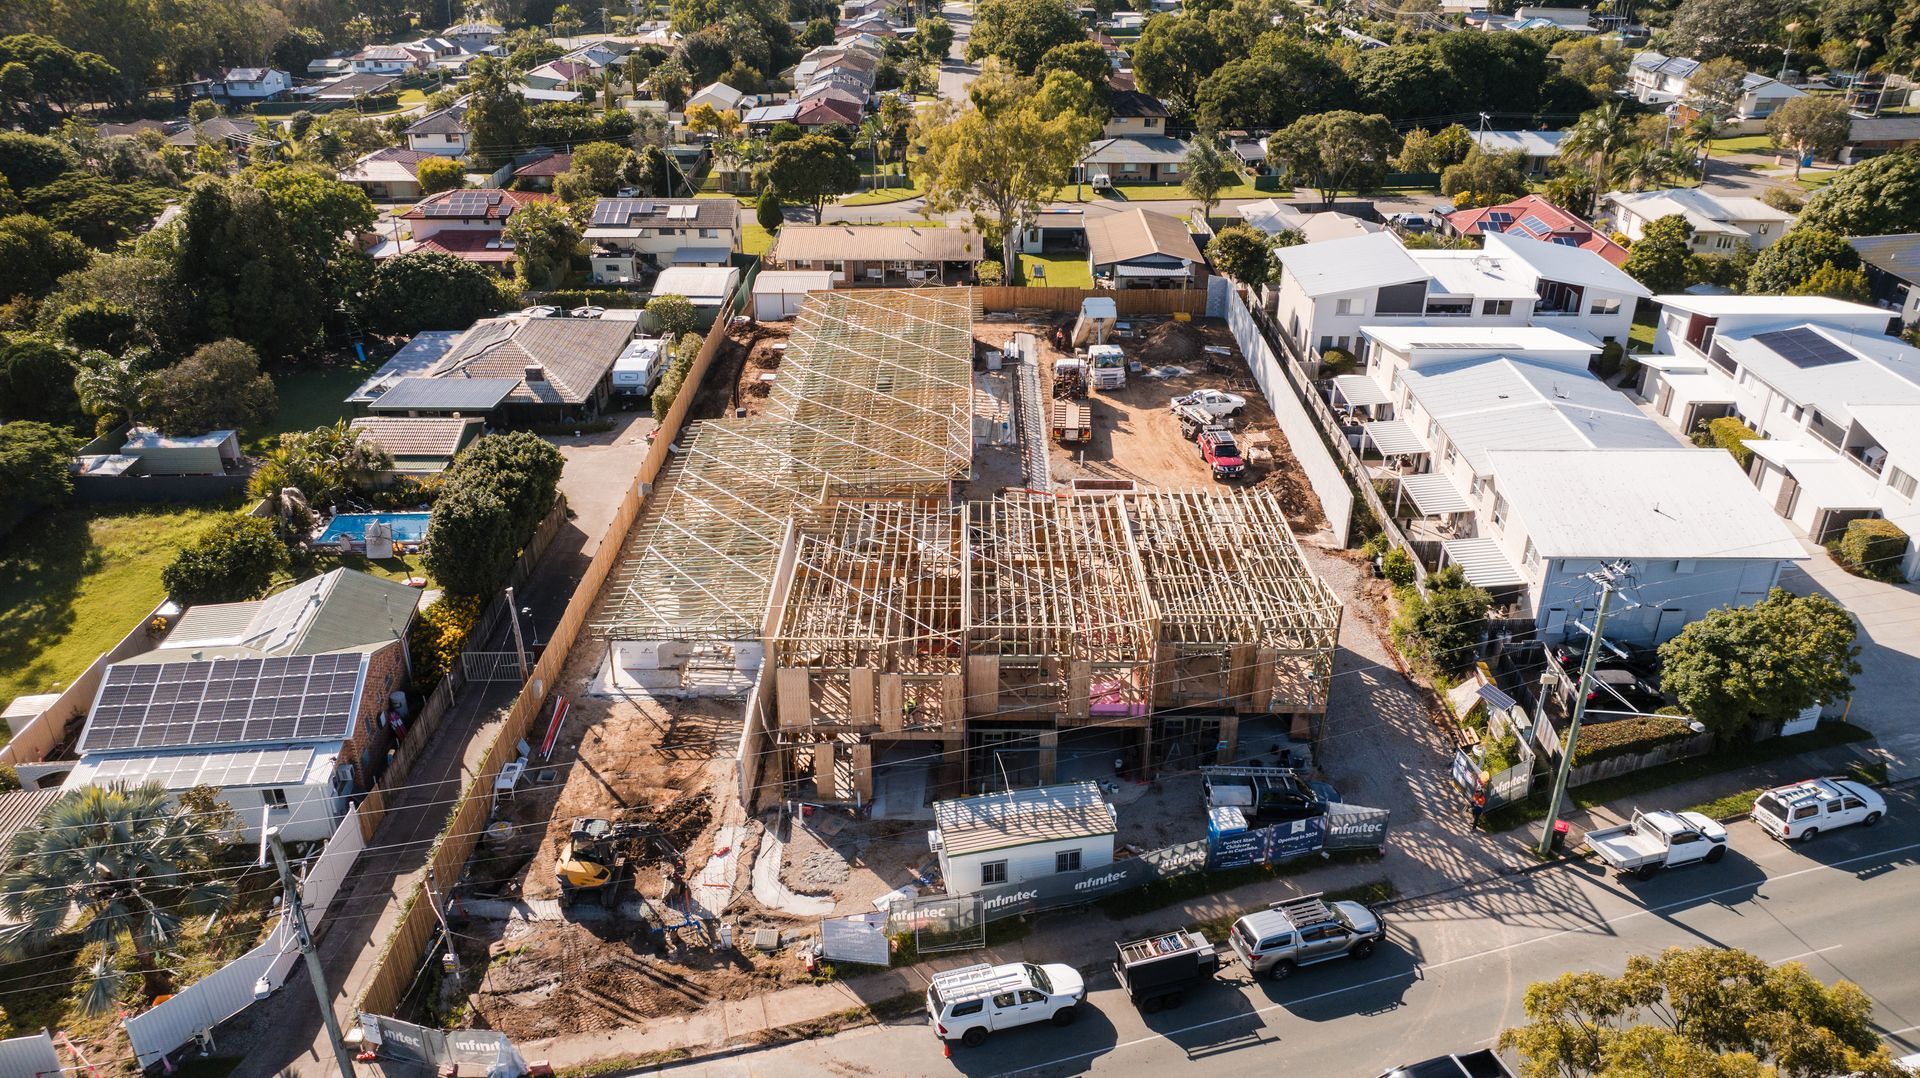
360,1014,528,1075
820,912,890,966
1323,804,1392,850
1207,815,1329,871
975,854,1164,921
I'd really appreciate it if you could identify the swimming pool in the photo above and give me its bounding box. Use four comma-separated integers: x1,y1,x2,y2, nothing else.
314,512,431,544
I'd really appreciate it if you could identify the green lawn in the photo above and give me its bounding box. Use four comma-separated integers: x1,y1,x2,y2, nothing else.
1018,252,1093,288
744,222,773,256
0,501,240,709
695,190,758,207
1629,320,1657,354
1796,169,1846,191
1066,179,1266,202
249,363,376,454
1710,134,1775,153
840,175,926,206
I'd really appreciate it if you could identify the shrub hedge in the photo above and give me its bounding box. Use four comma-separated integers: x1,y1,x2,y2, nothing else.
409,593,486,692
1571,714,1698,766
1697,416,1759,469
1832,518,1909,582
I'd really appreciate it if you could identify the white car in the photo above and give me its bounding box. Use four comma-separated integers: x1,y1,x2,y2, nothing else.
1750,778,1887,844
1171,389,1246,419
927,961,1085,1048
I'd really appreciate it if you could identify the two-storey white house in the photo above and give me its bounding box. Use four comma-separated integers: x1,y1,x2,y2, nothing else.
584,197,741,283
1640,294,1920,578
1342,334,1804,643
405,105,470,156
1599,188,1794,252
1270,231,1647,362
1627,52,1804,133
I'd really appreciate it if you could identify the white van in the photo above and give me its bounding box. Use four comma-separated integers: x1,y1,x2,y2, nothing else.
927,961,1086,1047
1751,778,1887,844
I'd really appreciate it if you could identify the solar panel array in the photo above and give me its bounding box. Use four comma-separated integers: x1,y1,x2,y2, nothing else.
1753,327,1855,369
1483,211,1513,232
1518,215,1552,235
81,653,365,753
425,190,506,218
590,197,657,226
85,746,317,789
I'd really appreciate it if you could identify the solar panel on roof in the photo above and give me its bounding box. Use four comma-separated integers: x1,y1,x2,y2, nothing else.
1518,215,1552,235
80,653,366,754
1753,327,1855,369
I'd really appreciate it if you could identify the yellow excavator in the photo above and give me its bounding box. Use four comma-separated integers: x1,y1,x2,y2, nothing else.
555,816,685,907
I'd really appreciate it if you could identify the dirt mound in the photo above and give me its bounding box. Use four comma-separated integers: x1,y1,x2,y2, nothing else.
635,791,711,864
1138,321,1205,365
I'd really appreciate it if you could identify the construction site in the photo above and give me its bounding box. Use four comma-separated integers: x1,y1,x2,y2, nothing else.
454,287,1346,1037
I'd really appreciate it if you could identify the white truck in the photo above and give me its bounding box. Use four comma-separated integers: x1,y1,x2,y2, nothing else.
927,961,1086,1048
1584,809,1727,880
1088,344,1127,389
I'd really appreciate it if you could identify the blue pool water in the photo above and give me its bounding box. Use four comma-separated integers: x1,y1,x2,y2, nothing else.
315,512,431,544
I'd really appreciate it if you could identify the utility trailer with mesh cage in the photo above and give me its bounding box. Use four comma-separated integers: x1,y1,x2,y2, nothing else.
1112,928,1224,1012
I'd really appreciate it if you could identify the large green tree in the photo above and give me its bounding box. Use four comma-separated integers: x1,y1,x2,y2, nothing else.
1663,0,1786,63
1194,43,1354,133
464,56,532,168
0,782,233,1011
1267,110,1397,206
1658,588,1861,739
1623,214,1696,293
169,176,331,358
1440,148,1530,208
1766,95,1853,178
503,198,582,291
0,420,80,509
250,419,391,516
0,213,89,301
146,338,277,435
1795,149,1920,235
1500,946,1904,1078
362,251,504,335
73,348,152,435
1746,228,1861,293
765,133,860,223
1206,223,1275,286
913,62,1102,282
967,0,1086,74
1131,15,1221,116
0,338,80,423
423,432,565,595
161,515,288,604
23,173,170,249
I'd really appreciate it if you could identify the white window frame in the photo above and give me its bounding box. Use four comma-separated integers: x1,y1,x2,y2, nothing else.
1492,494,1509,529
1335,297,1354,315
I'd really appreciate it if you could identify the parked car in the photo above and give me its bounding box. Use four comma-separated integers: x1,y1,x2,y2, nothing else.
1379,1049,1514,1077
927,962,1085,1047
1750,778,1887,844
1196,429,1246,480
1171,389,1246,418
1585,809,1728,880
1112,929,1224,1012
1228,893,1383,981
1387,212,1434,234
1584,667,1665,714
1205,770,1326,824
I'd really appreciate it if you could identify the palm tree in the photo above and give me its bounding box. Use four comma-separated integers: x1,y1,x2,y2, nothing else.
0,783,233,1011
1561,100,1634,188
251,419,392,512
1686,112,1729,181
1611,143,1688,192
73,349,151,436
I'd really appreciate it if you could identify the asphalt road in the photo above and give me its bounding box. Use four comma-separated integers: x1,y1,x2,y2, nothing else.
675,790,1920,1077
937,0,978,104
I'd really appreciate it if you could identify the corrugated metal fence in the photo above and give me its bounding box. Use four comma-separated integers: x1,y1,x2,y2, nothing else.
0,1031,60,1076
124,805,367,1068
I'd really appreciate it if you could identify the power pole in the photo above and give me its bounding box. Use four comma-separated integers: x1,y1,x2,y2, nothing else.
505,585,530,679
1536,562,1632,857
268,828,358,1078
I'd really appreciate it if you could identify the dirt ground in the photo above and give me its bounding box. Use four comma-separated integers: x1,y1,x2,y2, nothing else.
974,311,1326,531
775,811,940,917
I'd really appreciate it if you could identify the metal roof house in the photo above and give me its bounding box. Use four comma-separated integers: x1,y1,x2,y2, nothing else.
930,781,1117,896
63,568,422,840
364,313,637,424
347,417,483,474
1084,208,1204,289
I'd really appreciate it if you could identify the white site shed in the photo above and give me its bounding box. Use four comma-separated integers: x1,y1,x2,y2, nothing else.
751,270,838,320
930,781,1117,897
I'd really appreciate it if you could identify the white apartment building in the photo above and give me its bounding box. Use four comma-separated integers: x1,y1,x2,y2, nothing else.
1270,231,1648,362
1600,188,1794,252
1642,294,1920,578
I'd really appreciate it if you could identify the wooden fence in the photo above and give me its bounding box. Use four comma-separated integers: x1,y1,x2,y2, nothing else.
975,285,1211,316
353,297,739,1020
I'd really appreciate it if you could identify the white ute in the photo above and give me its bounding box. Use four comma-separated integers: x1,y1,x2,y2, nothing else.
1170,389,1246,418
1585,809,1727,880
927,961,1086,1048
1750,778,1887,844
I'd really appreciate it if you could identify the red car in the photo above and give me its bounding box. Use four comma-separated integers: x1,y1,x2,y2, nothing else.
1197,429,1246,479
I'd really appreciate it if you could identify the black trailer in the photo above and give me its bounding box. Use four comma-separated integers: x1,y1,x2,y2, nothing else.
1112,929,1222,1012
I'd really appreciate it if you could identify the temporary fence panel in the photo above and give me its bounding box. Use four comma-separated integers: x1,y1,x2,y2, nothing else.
820,912,890,966
1223,285,1356,546
1322,805,1391,850
1207,816,1328,870
890,893,984,954
125,807,365,1068
359,1014,526,1072
461,651,531,682
0,1031,60,1077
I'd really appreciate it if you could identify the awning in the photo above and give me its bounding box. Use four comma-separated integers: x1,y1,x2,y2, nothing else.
1332,374,1390,407
1114,264,1192,278
1442,537,1528,588
1363,419,1425,457
1398,473,1472,516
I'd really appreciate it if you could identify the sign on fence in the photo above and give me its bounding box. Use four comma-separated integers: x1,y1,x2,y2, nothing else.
975,854,1160,920
360,1014,528,1075
1207,815,1329,870
1210,827,1270,871
1323,804,1391,849
820,912,890,966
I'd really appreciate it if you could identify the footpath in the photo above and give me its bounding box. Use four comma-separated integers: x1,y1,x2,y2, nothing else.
521,738,1878,1073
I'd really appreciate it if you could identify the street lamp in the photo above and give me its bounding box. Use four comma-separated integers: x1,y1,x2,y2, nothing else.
1779,22,1799,81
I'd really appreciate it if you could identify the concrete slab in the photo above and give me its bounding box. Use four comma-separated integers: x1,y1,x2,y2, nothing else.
750,825,836,916
691,824,749,918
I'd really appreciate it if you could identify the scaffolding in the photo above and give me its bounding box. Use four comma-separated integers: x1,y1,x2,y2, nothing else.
966,494,1158,723
770,498,968,735
1125,489,1344,715
597,288,978,642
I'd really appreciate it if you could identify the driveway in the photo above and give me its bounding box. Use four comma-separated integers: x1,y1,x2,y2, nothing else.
937,0,978,103
1780,541,1920,780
